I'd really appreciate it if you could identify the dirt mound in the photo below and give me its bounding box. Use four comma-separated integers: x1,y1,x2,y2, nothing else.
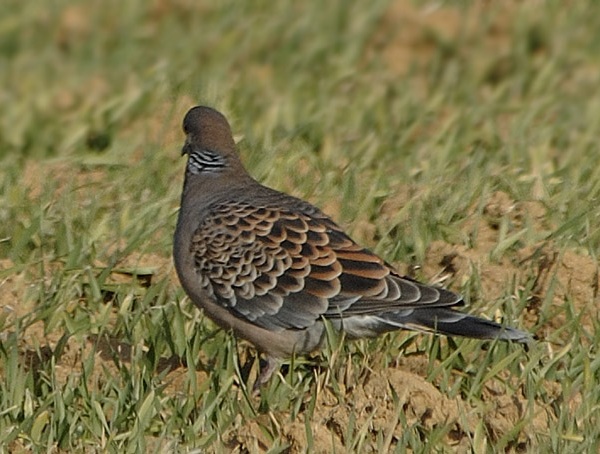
225,361,552,452
3,173,593,451
419,191,598,341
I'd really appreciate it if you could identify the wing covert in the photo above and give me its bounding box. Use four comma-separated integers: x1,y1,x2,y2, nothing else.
191,200,461,331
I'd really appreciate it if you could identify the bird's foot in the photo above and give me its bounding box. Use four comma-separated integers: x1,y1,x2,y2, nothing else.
252,356,280,395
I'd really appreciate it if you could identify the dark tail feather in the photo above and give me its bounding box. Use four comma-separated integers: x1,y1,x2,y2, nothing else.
379,308,533,344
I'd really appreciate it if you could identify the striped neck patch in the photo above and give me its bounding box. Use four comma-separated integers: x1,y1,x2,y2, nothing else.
187,149,227,174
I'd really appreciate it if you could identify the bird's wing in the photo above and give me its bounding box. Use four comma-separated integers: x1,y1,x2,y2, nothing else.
190,200,461,331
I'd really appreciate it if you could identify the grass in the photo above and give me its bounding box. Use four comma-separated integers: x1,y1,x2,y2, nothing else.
2,0,600,452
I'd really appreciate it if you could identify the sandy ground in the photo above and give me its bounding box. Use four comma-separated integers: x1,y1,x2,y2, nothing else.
4,181,591,450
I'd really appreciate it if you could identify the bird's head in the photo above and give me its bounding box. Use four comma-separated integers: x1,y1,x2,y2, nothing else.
181,106,243,177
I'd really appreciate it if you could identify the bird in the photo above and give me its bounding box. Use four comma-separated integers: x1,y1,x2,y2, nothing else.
173,105,532,390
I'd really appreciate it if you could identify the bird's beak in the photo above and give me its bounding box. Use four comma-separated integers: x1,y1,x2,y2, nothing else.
181,137,191,156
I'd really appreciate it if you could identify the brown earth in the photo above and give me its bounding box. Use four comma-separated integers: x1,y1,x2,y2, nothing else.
5,172,595,451
222,187,594,452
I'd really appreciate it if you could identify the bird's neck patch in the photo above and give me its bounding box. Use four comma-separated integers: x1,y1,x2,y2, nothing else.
187,149,227,174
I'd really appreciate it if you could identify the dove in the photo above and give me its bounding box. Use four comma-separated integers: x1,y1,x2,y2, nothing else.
173,106,532,389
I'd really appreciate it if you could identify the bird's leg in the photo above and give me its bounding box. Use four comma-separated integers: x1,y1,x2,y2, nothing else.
252,356,280,394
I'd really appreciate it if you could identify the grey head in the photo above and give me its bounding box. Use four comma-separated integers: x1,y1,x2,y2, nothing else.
181,106,248,178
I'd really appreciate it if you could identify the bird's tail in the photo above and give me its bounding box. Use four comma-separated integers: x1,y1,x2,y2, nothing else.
375,308,533,344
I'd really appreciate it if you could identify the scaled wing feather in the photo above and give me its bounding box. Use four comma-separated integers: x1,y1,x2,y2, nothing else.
191,200,461,331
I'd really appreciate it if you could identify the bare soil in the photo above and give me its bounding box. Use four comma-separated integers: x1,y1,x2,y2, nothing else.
7,163,595,451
